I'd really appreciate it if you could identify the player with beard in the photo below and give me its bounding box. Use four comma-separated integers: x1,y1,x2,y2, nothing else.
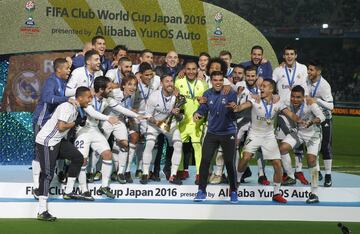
101,74,146,184
175,60,208,183
307,60,334,187
240,45,273,80
140,75,184,185
65,50,103,97
111,45,128,68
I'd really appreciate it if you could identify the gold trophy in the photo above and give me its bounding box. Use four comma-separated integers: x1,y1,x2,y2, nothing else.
158,95,187,132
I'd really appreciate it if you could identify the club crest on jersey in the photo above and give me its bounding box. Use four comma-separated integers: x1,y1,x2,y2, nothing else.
221,98,226,104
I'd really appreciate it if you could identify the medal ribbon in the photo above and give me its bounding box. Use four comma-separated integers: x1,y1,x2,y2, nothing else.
261,99,273,122
285,63,297,88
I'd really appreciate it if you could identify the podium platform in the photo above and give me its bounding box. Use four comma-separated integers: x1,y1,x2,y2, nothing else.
0,165,359,221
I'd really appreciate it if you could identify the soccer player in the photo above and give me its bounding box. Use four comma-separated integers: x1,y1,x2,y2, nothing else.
132,62,161,177
65,50,103,97
307,60,334,187
204,58,233,184
106,57,133,89
234,65,270,185
229,64,246,85
233,79,302,203
70,76,140,200
279,85,325,203
132,49,155,74
240,45,273,80
219,50,234,77
71,42,92,71
71,36,111,74
111,44,128,68
175,60,208,183
193,71,238,203
32,58,75,199
140,74,184,185
273,46,309,185
35,86,91,221
197,52,210,80
101,74,143,184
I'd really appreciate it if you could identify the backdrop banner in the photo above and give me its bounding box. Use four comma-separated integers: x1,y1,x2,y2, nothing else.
0,0,277,112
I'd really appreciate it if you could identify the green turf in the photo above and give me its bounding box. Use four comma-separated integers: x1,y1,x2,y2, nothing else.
0,219,359,234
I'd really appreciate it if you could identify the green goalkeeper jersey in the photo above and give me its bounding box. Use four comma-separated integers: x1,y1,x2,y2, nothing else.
175,77,208,129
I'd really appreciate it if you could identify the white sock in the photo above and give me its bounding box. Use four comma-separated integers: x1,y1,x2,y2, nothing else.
142,140,155,175
274,183,281,195
238,171,244,182
112,145,119,172
91,151,100,173
38,196,48,213
32,160,40,189
136,143,144,170
79,166,88,193
64,177,76,194
170,142,182,176
235,150,241,182
101,160,113,187
126,143,136,173
324,159,332,175
310,167,319,194
295,154,303,172
117,150,128,175
257,157,264,177
316,158,320,171
214,151,224,176
281,153,294,178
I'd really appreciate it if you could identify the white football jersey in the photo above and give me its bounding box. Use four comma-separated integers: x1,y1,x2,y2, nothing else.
145,89,176,122
133,76,161,114
105,68,123,84
273,62,308,106
290,101,325,137
307,76,333,119
249,97,287,135
36,102,78,146
65,66,103,97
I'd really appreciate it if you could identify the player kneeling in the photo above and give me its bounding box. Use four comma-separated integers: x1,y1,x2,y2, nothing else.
279,85,325,203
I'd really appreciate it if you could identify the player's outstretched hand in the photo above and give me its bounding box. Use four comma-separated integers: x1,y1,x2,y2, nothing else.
177,69,186,79
193,113,203,122
108,116,119,125
225,101,237,111
305,96,316,105
251,94,260,102
173,87,180,97
171,108,180,115
197,70,206,80
136,115,148,120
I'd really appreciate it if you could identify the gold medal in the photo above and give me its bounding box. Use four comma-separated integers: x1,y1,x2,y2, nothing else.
266,119,271,125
